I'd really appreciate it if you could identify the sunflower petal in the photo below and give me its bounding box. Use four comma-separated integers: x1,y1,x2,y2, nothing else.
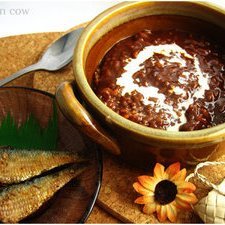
165,162,180,178
166,203,177,222
176,193,198,205
138,175,157,191
156,205,167,222
154,163,167,179
133,182,154,196
143,202,156,215
135,195,155,204
175,198,192,210
171,168,187,182
177,181,196,193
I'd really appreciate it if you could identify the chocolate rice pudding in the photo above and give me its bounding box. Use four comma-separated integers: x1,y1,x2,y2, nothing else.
91,16,225,131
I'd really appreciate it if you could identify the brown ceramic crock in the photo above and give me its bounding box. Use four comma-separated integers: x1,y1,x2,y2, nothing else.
56,1,225,167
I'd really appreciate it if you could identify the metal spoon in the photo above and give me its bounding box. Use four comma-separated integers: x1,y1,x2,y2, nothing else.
0,27,84,87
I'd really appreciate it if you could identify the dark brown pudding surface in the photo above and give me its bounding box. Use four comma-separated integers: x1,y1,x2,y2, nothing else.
92,18,225,131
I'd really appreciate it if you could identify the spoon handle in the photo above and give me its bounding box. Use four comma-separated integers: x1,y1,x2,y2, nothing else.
0,63,41,87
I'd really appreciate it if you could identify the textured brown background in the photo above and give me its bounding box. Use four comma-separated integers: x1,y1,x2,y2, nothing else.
0,27,225,223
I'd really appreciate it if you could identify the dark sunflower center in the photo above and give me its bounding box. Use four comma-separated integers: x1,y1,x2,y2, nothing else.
154,180,177,205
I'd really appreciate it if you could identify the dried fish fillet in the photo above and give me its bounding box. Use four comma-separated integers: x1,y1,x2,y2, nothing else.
0,149,86,184
0,165,87,223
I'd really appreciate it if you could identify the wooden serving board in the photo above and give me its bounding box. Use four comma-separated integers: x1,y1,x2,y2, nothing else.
1,25,225,224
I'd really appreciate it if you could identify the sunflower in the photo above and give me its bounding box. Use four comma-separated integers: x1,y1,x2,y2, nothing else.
133,162,198,222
